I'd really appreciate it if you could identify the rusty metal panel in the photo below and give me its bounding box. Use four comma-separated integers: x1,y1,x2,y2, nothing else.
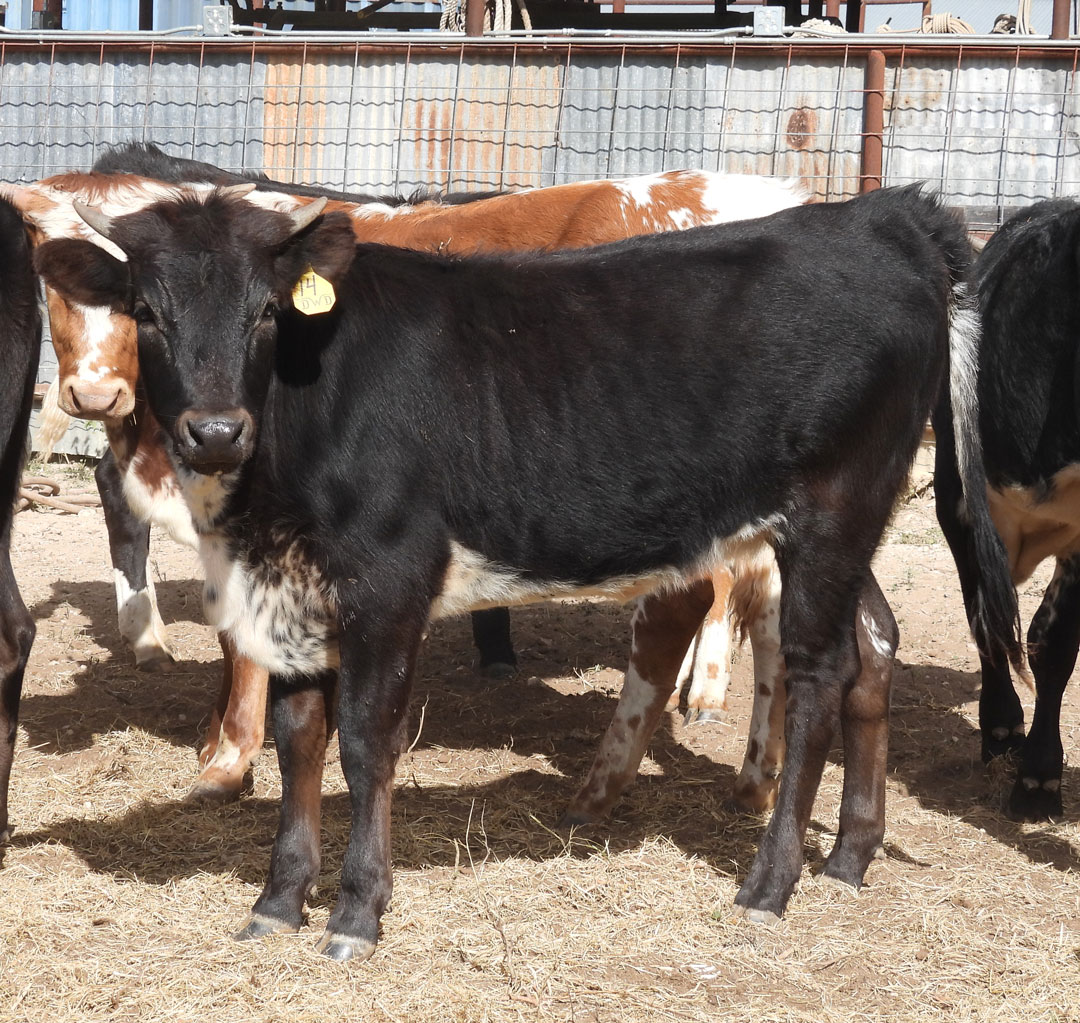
885,55,1080,228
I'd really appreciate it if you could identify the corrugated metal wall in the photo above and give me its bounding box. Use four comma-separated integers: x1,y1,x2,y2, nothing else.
1,37,1076,223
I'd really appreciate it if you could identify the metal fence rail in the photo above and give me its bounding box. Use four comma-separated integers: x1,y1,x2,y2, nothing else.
0,35,1077,230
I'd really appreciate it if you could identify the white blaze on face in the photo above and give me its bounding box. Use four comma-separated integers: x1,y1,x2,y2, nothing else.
70,302,119,384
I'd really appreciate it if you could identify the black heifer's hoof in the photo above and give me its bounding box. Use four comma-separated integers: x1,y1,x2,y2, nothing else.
480,661,517,680
314,931,376,963
981,726,1025,763
1007,777,1063,822
730,902,782,926
233,913,299,942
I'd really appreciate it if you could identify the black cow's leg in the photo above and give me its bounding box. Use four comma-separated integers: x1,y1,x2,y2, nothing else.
822,574,897,887
1009,555,1080,821
95,449,175,671
733,519,866,922
0,552,34,848
316,601,426,962
470,607,516,677
934,444,1023,759
235,670,335,940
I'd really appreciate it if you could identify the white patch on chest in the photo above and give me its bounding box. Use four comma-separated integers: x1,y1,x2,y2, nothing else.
200,532,339,677
123,453,200,551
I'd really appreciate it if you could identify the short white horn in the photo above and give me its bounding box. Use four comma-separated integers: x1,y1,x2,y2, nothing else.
218,182,258,199
73,199,115,240
285,196,328,236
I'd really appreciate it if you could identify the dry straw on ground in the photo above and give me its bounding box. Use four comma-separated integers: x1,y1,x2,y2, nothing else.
2,472,1079,1022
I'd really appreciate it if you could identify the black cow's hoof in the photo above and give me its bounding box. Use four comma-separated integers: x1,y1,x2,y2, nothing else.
1007,777,1063,822
480,661,517,679
981,726,1025,762
314,931,376,963
730,902,781,925
233,913,298,941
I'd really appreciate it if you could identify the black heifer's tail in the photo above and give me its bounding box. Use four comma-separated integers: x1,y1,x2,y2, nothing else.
933,231,1023,670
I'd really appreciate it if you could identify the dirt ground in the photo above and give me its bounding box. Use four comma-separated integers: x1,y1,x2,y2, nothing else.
1,465,1078,1023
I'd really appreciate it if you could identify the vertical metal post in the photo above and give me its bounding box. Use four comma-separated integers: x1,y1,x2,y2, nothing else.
139,0,154,29
1052,0,1072,40
861,49,885,192
825,0,840,18
466,0,486,36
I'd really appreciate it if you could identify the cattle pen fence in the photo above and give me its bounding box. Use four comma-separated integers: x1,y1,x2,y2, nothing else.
3,29,1079,452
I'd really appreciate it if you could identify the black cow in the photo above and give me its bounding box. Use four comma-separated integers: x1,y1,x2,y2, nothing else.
935,197,1080,820
90,142,517,677
34,184,1019,960
0,198,42,852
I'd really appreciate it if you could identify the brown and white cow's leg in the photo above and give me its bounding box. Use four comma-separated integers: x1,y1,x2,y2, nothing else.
731,558,787,813
682,566,737,725
822,574,897,887
96,448,176,671
189,636,269,802
562,579,714,826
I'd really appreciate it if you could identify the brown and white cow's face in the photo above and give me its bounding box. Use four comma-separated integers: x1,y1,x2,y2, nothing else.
5,175,194,421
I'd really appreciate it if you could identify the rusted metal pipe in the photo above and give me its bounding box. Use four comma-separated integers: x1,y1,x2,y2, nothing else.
861,48,885,192
466,0,486,35
825,1,841,18
1051,0,1071,40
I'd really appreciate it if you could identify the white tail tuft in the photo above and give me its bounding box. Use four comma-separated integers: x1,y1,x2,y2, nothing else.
33,376,71,462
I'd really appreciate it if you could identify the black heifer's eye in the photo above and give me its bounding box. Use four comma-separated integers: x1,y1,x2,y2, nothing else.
260,301,278,323
132,302,156,327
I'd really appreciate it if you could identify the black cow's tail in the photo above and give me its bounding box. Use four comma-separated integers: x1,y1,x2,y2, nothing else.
942,270,1024,672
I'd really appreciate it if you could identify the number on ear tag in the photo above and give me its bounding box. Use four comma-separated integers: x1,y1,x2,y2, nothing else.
292,268,336,316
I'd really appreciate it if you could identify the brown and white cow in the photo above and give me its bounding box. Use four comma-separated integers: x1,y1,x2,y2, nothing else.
14,168,805,807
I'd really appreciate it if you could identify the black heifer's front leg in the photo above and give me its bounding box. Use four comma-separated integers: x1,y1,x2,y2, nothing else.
96,449,175,671
0,552,34,848
470,607,517,677
822,574,897,888
733,536,864,923
316,606,425,962
1009,555,1080,821
236,671,335,940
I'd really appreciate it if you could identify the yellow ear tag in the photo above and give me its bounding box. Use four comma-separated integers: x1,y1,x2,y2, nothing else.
292,268,336,316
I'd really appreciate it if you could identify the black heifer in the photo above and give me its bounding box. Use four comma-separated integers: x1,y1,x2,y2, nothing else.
0,198,42,852
34,185,1019,960
91,142,517,677
936,197,1080,820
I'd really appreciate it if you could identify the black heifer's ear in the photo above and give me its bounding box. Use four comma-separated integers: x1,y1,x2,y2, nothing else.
34,239,130,308
273,211,356,296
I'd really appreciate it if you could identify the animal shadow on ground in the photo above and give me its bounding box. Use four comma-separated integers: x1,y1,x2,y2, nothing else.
15,580,781,888
886,658,1080,873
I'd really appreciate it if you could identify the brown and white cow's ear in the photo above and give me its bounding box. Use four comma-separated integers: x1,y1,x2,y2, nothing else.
34,238,131,309
272,211,357,299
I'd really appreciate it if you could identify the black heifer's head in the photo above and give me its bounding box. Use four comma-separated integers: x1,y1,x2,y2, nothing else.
34,190,356,475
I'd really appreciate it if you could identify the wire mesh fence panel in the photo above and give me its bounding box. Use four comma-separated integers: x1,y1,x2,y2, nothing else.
0,38,1077,226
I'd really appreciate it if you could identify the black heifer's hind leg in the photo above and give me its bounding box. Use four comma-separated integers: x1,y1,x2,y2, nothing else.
934,442,1024,759
236,670,335,940
96,449,175,672
1009,555,1080,822
733,517,870,923
822,574,897,888
0,552,34,849
470,607,516,677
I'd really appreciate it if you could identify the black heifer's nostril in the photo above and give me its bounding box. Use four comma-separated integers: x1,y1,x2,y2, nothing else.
186,416,246,448
175,409,254,474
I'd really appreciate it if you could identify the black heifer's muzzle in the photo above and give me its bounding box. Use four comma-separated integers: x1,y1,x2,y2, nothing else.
174,408,255,474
